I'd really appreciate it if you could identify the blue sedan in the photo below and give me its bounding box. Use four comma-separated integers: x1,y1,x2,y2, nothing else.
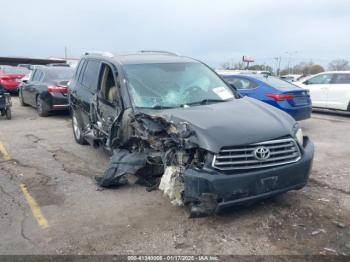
219,73,312,121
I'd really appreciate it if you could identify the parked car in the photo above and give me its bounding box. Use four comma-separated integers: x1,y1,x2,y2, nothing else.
217,72,312,121
0,66,29,93
19,66,74,116
69,51,314,216
294,71,350,112
219,69,272,76
280,74,303,82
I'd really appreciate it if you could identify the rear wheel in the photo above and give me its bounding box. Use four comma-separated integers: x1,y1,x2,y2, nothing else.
72,109,88,145
19,91,28,106
36,96,49,117
5,108,11,120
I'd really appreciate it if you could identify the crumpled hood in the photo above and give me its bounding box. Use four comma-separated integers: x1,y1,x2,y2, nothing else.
139,97,296,153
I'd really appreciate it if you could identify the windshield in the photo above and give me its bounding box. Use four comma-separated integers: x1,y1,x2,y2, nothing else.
124,62,235,108
257,76,300,90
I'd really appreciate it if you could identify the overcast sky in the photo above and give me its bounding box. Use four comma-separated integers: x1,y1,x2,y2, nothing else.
1,0,349,68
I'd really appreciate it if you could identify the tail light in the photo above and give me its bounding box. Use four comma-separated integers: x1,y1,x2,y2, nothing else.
0,76,11,81
265,93,295,101
48,85,68,93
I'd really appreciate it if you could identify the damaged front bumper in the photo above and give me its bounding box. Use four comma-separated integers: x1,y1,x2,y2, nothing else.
183,137,314,213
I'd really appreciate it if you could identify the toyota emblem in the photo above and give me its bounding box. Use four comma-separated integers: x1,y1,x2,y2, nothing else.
254,146,271,161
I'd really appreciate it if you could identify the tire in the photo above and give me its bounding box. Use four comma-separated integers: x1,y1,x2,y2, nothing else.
5,109,11,120
71,109,88,145
36,96,49,117
19,91,28,106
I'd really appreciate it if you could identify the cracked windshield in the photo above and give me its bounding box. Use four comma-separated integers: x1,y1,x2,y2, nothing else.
124,62,235,108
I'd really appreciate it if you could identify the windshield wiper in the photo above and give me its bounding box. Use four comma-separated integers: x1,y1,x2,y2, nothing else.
137,105,175,110
181,99,229,107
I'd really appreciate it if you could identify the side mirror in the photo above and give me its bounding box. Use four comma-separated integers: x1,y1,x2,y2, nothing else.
22,79,28,84
303,80,309,85
227,83,237,91
228,83,242,98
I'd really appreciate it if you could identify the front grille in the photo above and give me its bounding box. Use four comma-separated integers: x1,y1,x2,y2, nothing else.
212,137,301,171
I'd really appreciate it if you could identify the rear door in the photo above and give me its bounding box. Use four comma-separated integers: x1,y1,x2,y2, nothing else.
95,62,122,141
74,59,101,127
326,74,350,110
24,69,44,106
22,70,36,104
303,73,333,108
30,70,45,105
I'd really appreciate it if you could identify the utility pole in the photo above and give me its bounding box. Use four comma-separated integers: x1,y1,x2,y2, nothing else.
274,56,282,76
273,57,278,75
285,51,298,75
64,46,68,59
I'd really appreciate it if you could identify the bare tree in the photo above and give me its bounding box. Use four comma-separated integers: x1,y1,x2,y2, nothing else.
220,62,231,70
308,64,325,75
281,61,324,76
220,60,273,71
328,59,350,71
248,64,273,73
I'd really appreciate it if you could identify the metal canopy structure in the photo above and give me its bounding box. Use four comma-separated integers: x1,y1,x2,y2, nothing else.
0,56,67,66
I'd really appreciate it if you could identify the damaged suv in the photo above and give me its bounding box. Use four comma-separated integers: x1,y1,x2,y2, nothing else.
69,51,314,217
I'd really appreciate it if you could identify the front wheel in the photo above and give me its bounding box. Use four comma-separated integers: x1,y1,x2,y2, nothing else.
72,109,88,145
36,96,49,117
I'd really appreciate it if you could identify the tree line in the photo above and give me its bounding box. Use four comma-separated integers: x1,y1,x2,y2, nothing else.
220,59,350,76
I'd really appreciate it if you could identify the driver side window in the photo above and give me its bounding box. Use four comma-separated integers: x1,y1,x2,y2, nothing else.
99,64,120,105
306,74,333,85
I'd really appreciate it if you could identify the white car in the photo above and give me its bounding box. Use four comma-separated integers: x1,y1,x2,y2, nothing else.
280,74,303,82
294,71,350,111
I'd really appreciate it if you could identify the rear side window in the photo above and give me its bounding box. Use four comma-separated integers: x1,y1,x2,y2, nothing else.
81,60,101,92
224,77,258,89
306,74,333,85
333,74,350,84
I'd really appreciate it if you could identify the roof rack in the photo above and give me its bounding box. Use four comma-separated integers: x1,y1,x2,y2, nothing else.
138,50,177,56
84,51,114,58
46,63,70,67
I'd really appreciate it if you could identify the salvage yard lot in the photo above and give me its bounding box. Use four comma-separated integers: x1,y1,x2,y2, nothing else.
0,98,349,255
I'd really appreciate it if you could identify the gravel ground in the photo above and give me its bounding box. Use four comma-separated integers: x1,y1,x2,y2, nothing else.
0,98,349,255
